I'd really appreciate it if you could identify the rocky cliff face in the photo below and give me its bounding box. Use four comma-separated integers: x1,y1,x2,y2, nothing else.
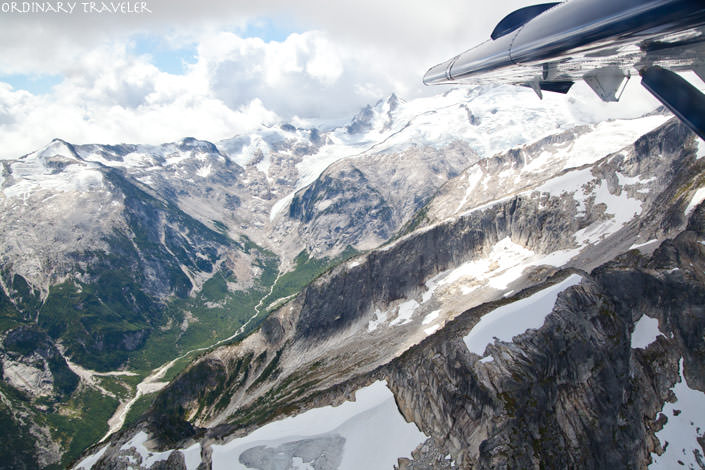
387,204,705,469
0,144,272,371
282,141,474,256
79,118,705,469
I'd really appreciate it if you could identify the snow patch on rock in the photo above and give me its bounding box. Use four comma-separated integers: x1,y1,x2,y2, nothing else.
631,315,663,349
73,445,108,470
685,187,705,216
210,381,426,470
650,359,705,470
463,274,583,356
390,299,420,326
367,309,388,332
439,237,537,293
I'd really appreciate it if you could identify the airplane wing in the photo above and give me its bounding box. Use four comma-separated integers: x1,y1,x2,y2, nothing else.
424,0,705,140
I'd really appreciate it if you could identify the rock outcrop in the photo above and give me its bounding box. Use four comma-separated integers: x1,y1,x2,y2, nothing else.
386,203,705,468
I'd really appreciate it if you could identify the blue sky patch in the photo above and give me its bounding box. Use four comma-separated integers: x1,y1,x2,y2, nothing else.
0,73,63,95
240,16,302,43
131,34,198,75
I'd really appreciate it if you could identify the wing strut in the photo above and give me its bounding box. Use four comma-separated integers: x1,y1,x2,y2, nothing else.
641,66,705,141
583,67,629,102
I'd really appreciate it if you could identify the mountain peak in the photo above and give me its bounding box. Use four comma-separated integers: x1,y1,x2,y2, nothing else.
176,137,220,154
28,138,82,163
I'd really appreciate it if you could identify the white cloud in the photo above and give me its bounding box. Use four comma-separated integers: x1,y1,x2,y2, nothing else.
0,0,663,158
0,0,539,89
0,21,449,157
202,30,404,120
0,40,282,157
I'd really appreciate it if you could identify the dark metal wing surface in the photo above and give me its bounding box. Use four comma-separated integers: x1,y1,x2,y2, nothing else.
424,0,705,139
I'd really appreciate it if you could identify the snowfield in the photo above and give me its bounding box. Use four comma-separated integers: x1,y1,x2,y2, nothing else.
74,382,425,470
463,274,583,358
650,359,705,470
210,381,426,470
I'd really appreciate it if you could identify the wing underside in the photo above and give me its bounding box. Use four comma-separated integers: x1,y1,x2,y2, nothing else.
425,0,705,139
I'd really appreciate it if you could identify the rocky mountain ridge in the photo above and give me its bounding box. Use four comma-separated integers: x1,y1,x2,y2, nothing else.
76,118,705,469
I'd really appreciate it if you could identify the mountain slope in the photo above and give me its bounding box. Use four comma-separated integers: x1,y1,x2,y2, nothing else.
0,86,694,469
0,141,278,468
0,88,534,468
1,141,276,371
77,118,705,469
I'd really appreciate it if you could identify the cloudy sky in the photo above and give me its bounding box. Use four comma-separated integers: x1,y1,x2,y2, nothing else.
0,0,658,158
0,0,544,156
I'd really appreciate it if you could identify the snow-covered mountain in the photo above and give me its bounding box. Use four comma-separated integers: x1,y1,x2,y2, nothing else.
2,85,704,470
78,114,705,470
3,86,643,279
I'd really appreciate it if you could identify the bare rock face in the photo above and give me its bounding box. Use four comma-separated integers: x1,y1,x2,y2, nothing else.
1,326,79,399
385,205,705,469
283,141,475,257
148,451,187,470
90,438,188,470
0,326,74,468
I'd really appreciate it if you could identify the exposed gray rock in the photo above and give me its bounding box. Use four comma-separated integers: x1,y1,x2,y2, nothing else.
346,105,375,135
1,326,79,398
283,140,474,257
149,451,187,470
385,203,705,469
261,316,285,345
395,438,458,470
